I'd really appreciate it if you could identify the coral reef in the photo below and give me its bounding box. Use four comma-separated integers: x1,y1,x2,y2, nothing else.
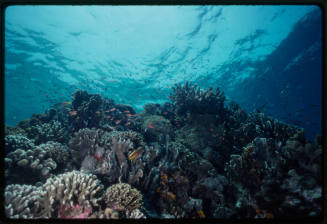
5,141,71,184
5,125,27,136
39,170,104,218
142,115,174,142
4,85,322,220
70,90,103,131
32,120,69,144
5,134,35,154
169,81,226,116
69,128,146,185
5,184,44,219
224,131,322,218
105,183,143,212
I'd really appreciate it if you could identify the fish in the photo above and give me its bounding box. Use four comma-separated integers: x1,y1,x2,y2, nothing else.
125,121,131,126
197,210,206,218
168,192,176,200
93,153,103,163
124,110,130,113
106,115,111,119
70,110,77,116
109,108,116,112
146,124,155,129
128,148,143,161
266,212,274,219
115,119,121,124
209,128,214,132
161,173,168,182
95,111,100,115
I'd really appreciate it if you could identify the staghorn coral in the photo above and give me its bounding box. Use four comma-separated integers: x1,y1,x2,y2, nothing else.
39,170,104,218
5,141,71,184
5,134,35,154
5,184,45,219
105,183,143,212
169,81,226,116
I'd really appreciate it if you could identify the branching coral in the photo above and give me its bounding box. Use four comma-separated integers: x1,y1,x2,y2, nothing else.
5,134,35,154
142,115,174,142
39,171,104,218
105,183,143,212
33,120,69,144
5,184,45,219
5,141,71,184
70,128,146,185
70,90,103,131
169,81,226,116
69,128,104,165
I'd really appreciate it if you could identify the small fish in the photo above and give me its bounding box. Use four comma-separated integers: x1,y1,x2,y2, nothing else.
95,111,100,115
128,148,143,161
126,114,132,117
168,192,176,200
70,110,77,116
163,111,168,115
125,121,131,126
266,212,274,219
161,173,168,182
106,115,111,119
209,128,214,132
115,119,121,124
109,108,116,112
93,153,103,163
197,210,206,218
146,124,155,129
124,110,130,113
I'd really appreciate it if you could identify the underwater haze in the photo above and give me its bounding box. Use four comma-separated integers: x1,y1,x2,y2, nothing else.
4,5,323,220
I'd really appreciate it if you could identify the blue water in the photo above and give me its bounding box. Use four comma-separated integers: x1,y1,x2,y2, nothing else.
5,5,322,140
